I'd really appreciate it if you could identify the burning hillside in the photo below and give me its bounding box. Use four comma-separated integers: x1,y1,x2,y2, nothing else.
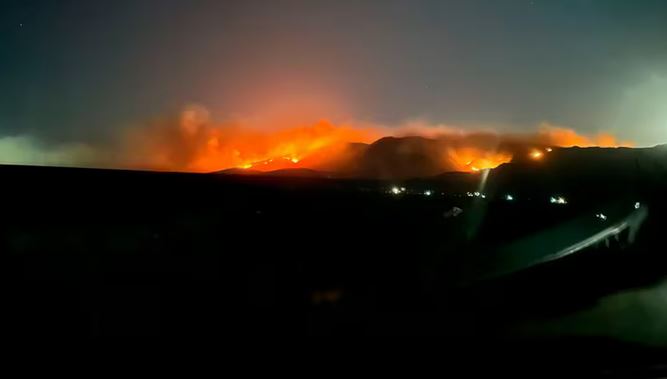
120,106,632,178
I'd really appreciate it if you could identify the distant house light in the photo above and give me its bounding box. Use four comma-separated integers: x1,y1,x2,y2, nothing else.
550,196,567,205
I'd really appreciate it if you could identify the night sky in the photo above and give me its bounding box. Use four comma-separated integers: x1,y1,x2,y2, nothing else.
2,0,667,161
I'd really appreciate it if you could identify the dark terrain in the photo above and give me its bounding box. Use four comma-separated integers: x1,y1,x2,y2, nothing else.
4,145,667,362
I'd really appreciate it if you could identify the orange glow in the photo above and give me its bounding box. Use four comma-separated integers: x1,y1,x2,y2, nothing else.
530,150,544,160
127,106,379,172
124,107,632,175
446,147,513,172
225,125,375,172
538,126,633,148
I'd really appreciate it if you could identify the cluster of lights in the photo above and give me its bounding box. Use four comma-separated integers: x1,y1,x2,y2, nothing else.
550,196,567,205
390,186,407,195
390,187,436,197
596,213,608,221
466,192,486,199
505,194,514,201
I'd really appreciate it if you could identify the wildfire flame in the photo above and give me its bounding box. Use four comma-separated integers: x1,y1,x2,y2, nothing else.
125,106,379,172
536,125,633,148
530,149,544,160
447,147,514,172
123,106,633,175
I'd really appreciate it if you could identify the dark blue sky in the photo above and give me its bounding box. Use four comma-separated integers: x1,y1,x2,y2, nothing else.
2,0,667,147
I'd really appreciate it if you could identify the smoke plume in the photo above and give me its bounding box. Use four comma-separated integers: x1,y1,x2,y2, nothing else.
0,105,634,178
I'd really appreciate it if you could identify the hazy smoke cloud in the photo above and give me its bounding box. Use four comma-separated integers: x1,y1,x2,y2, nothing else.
0,105,634,177
0,135,98,167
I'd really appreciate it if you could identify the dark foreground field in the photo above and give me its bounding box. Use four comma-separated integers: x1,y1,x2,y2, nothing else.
3,163,667,358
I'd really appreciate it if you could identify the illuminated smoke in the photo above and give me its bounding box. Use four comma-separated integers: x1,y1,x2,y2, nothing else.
535,124,633,148
113,106,635,178
120,105,379,172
